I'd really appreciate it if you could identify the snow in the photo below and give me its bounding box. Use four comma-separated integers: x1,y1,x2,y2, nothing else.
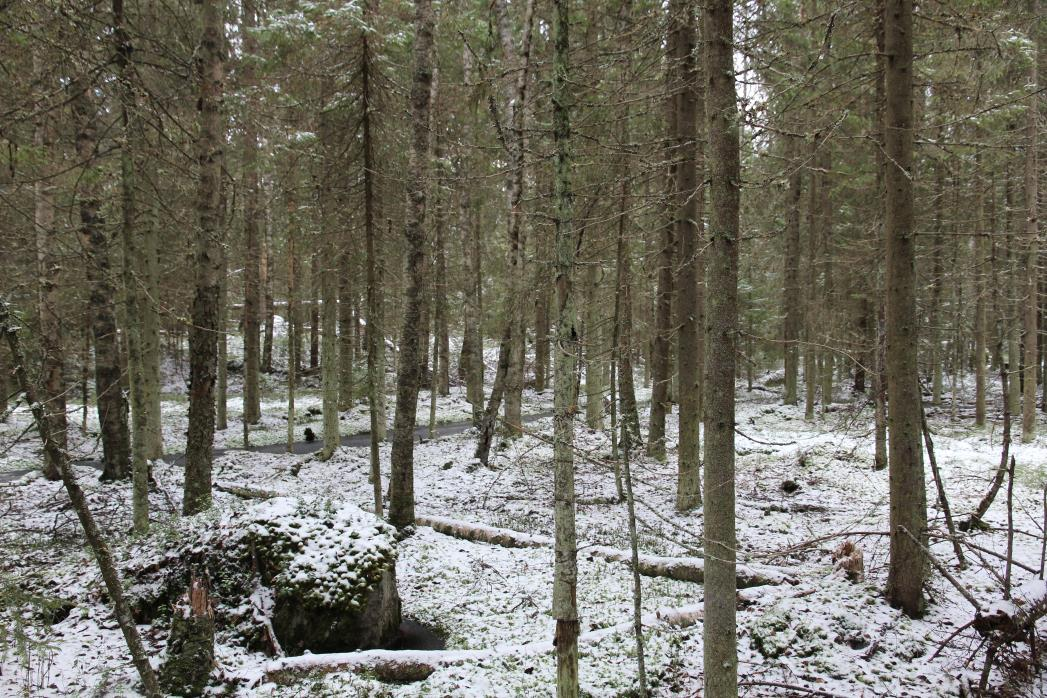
2,363,1047,696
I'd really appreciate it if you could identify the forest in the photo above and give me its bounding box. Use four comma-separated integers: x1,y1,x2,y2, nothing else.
0,0,1045,696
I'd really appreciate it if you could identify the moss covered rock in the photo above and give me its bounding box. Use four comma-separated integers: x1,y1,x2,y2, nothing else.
125,498,401,656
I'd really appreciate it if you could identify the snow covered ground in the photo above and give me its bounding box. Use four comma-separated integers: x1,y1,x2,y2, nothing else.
1,362,1046,696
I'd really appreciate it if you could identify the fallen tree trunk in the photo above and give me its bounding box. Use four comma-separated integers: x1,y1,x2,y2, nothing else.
416,514,795,588
263,598,717,684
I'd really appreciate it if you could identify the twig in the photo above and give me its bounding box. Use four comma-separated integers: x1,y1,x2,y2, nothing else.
738,680,849,697
920,402,966,568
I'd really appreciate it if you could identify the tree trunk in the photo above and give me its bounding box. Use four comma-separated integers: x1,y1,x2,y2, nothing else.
241,0,262,425
883,0,928,618
615,172,642,451
974,151,988,428
703,0,740,693
584,263,604,429
183,0,225,516
114,0,149,530
648,30,677,462
72,80,131,482
1007,176,1022,418
310,253,320,369
1022,0,1042,443
433,152,450,398
782,134,802,407
551,0,579,692
671,0,703,511
929,148,945,406
459,149,485,424
803,132,821,422
287,185,298,454
361,0,384,514
494,0,536,439
818,143,834,410
319,89,341,461
389,0,434,528
32,54,63,482
339,249,355,411
216,244,229,432
262,223,275,374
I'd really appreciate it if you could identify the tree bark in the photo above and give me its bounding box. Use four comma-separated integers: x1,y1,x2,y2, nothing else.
551,0,579,692
319,88,341,461
703,0,740,693
362,0,384,515
1022,0,1042,443
114,0,150,530
671,0,703,511
183,0,225,516
782,134,802,407
241,0,262,425
32,53,63,482
495,0,536,439
72,79,131,482
883,0,928,618
388,0,434,528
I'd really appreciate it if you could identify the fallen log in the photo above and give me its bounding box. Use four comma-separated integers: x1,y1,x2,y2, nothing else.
416,514,796,588
263,599,711,684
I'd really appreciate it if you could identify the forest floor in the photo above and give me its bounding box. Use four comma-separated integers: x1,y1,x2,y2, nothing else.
1,361,1046,696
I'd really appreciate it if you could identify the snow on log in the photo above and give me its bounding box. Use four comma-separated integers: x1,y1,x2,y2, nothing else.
262,600,713,684
416,514,795,588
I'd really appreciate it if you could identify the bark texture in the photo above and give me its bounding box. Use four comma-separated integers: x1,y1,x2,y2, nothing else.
388,0,434,528
883,0,929,617
703,0,740,693
183,0,225,516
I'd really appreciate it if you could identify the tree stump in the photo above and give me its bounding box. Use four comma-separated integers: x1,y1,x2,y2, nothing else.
160,576,214,697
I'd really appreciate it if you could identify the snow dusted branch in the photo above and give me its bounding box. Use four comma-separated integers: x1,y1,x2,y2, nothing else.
416,514,796,588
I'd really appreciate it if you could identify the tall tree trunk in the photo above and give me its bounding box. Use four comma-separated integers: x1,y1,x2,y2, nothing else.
309,253,320,369
615,170,642,451
551,0,579,692
703,0,740,693
114,0,150,530
319,89,340,461
495,0,536,438
929,148,945,406
0,300,161,697
584,263,604,429
262,224,275,373
33,54,63,482
803,132,822,422
459,151,485,424
883,0,928,618
287,185,298,454
241,0,262,424
183,0,225,516
974,150,988,427
73,80,131,482
818,143,834,410
671,0,703,511
648,20,677,461
216,246,229,431
433,146,450,398
1022,0,1042,443
362,0,384,514
339,241,355,411
782,134,802,407
388,0,434,528
1007,176,1022,418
